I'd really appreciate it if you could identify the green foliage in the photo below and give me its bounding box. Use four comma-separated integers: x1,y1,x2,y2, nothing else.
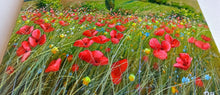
169,1,195,12
36,0,62,9
105,0,115,11
148,0,168,4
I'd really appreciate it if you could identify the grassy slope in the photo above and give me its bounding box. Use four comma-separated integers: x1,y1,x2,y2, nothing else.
1,0,220,94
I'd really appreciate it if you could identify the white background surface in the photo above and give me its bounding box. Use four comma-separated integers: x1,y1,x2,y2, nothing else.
198,0,220,52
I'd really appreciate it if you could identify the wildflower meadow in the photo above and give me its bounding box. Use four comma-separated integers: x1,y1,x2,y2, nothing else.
0,0,220,94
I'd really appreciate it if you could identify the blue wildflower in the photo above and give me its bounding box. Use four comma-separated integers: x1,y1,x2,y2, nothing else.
69,72,72,76
189,74,192,77
180,33,184,37
182,77,190,83
38,69,42,74
204,74,211,80
153,25,157,29
174,70,177,73
191,76,196,80
14,43,18,46
66,54,69,57
145,32,150,37
183,49,186,52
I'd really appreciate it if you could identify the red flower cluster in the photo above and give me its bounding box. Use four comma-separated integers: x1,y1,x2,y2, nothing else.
188,37,211,50
164,34,180,48
92,35,110,44
195,77,204,87
16,25,34,35
16,41,31,62
83,29,98,37
154,29,165,36
28,29,46,47
149,38,171,60
111,59,128,84
173,53,192,70
110,30,124,44
40,23,54,32
201,35,211,41
78,50,108,66
59,20,69,26
73,37,94,48
45,58,62,72
116,25,126,32
16,25,48,63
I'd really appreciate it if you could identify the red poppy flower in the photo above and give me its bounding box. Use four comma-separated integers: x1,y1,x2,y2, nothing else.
16,41,31,62
40,23,54,32
20,51,31,62
108,23,116,28
194,40,211,50
73,37,94,48
51,19,56,23
78,16,86,24
21,15,27,21
45,58,62,73
195,77,204,87
110,30,124,44
152,18,156,23
149,38,171,60
201,35,211,41
87,16,93,22
164,34,180,48
188,37,196,43
28,29,46,47
177,24,184,28
153,50,168,60
34,19,45,24
105,48,111,52
146,25,152,30
111,59,128,85
82,29,98,37
95,22,105,27
74,15,79,20
92,35,110,44
72,64,79,72
154,29,165,36
6,66,14,74
78,50,108,66
164,27,173,34
111,72,122,85
175,33,180,37
173,53,192,70
142,56,148,62
115,25,126,32
16,25,34,35
59,20,69,26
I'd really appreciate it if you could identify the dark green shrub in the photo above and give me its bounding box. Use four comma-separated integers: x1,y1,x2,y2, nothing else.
148,0,168,4
36,0,62,9
105,0,115,11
